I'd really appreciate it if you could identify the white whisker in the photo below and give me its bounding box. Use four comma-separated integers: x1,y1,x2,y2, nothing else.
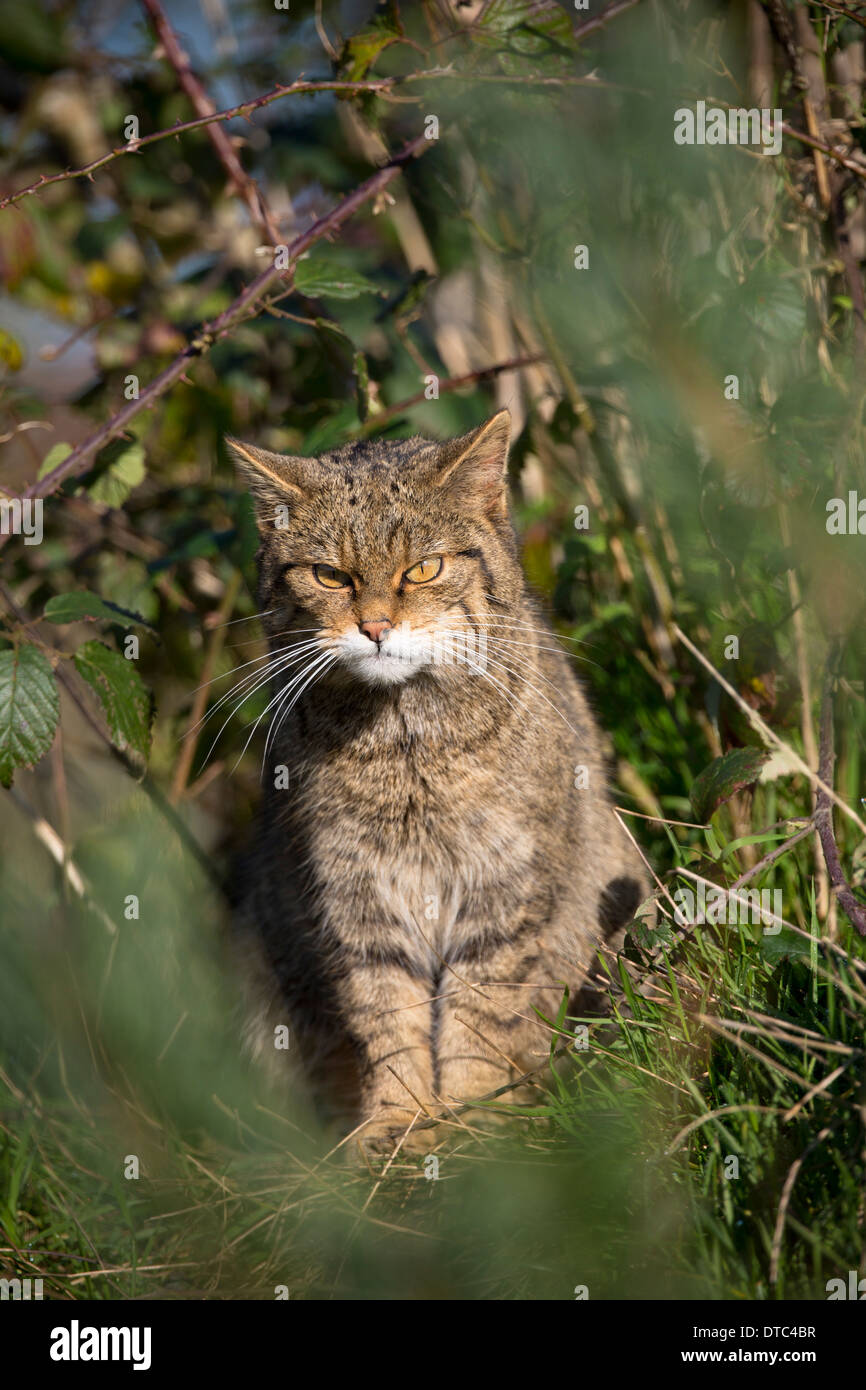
186,639,324,737
481,650,583,739
451,650,550,739
262,650,333,767
210,608,279,629
452,613,600,650
197,645,324,768
227,625,335,649
262,650,340,776
188,638,320,701
487,635,602,672
233,649,334,774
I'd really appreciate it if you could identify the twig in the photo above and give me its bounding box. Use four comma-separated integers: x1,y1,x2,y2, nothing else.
779,119,866,184
784,4,864,355
779,505,830,920
314,0,340,61
769,1126,832,1284
452,1014,523,1079
783,1062,851,1122
356,354,547,433
573,0,644,41
730,819,816,891
815,1,866,31
140,0,281,245
673,625,866,837
815,654,866,936
0,132,429,535
6,789,117,935
691,91,866,184
0,70,635,213
0,78,403,210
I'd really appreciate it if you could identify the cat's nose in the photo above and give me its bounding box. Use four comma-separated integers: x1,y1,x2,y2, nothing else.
359,618,392,645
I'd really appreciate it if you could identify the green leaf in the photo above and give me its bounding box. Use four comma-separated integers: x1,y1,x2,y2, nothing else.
759,928,813,966
294,257,380,300
628,918,676,953
37,441,72,479
73,640,152,762
313,317,355,351
0,0,69,72
0,644,59,787
353,348,373,423
302,404,360,454
44,591,155,633
83,441,146,507
690,746,770,823
95,554,159,624
740,268,807,345
338,13,402,81
0,330,24,372
478,0,576,44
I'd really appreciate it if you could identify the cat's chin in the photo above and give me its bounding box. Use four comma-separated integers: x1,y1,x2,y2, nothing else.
345,651,426,687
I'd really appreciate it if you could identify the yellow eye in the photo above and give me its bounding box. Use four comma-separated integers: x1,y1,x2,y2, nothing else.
313,564,352,589
404,556,442,584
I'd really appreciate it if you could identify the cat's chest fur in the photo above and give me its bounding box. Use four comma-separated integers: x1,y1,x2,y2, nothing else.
279,701,540,958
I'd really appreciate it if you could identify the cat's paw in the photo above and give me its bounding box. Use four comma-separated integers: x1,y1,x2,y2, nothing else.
350,1118,441,1165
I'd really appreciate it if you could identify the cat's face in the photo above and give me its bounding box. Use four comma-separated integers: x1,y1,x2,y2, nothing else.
229,412,521,688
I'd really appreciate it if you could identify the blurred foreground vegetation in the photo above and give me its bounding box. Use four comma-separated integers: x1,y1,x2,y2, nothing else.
1,0,865,1299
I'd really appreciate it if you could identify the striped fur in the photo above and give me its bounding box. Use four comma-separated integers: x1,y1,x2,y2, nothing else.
228,412,647,1149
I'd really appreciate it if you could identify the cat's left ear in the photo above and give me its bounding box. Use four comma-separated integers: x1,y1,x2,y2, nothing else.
433,410,511,521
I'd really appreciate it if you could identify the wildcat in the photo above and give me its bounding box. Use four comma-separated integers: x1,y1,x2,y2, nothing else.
228,411,647,1150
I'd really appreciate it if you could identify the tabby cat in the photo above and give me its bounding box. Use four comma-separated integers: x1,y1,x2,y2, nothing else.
229,411,646,1150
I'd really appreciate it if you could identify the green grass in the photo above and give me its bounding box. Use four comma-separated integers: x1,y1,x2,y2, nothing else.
1,768,864,1301
2,0,866,1304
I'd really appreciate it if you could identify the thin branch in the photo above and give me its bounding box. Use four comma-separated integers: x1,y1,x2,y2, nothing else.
778,119,866,184
357,353,548,433
170,573,241,802
0,78,408,211
815,654,866,936
815,1,866,31
0,70,626,212
674,624,866,838
573,0,644,41
764,4,864,353
7,788,117,935
314,0,340,61
692,93,866,184
769,1126,833,1284
140,0,280,244
674,867,797,935
0,131,429,531
730,818,817,891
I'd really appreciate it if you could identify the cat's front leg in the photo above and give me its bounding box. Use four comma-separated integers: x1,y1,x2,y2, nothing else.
336,955,435,1148
433,932,554,1114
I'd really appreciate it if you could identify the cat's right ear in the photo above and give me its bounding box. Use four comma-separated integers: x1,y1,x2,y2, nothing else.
227,438,310,534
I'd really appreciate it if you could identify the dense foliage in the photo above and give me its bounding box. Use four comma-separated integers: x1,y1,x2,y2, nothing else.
1,0,865,1301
